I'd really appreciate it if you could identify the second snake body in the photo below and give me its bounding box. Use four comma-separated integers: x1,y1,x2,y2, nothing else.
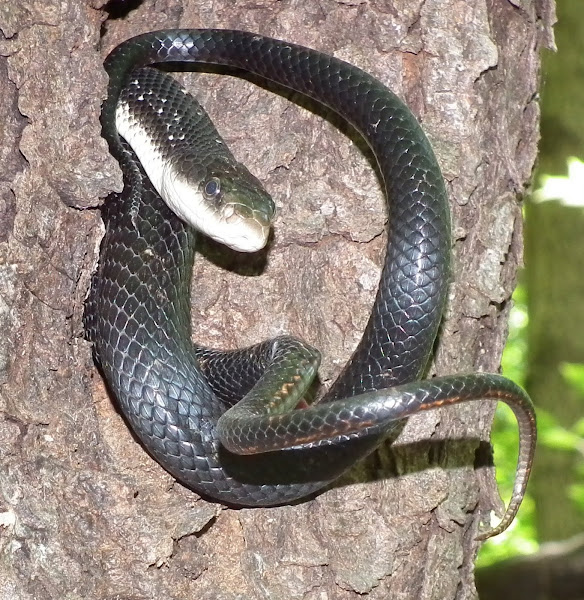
84,29,536,539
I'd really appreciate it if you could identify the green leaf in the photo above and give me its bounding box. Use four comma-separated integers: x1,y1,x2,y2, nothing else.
560,363,584,396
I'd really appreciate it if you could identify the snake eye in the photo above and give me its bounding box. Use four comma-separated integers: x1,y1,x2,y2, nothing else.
203,177,221,200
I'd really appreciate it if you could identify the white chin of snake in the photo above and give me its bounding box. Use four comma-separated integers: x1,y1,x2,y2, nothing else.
162,169,269,253
116,102,268,253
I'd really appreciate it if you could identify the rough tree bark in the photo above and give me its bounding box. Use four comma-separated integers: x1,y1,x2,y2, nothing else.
0,1,552,599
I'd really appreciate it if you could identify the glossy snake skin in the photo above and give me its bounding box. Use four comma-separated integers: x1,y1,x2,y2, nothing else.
84,30,536,539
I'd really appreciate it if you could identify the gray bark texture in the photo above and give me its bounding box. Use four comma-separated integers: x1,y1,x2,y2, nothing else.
0,1,552,599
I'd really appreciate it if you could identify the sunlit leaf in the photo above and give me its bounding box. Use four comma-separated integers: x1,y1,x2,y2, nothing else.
533,157,584,206
536,410,584,453
560,363,584,396
569,483,584,512
574,418,584,437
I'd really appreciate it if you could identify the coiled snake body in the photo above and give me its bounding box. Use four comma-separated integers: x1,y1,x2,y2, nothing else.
84,30,536,539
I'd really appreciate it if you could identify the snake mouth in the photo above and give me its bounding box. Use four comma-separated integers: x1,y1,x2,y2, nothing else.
219,203,271,252
217,218,270,252
114,108,273,252
157,169,272,252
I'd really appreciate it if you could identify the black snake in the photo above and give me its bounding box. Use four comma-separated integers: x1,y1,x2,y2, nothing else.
84,29,536,539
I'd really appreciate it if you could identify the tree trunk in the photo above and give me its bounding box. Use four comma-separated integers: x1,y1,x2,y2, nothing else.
0,1,551,598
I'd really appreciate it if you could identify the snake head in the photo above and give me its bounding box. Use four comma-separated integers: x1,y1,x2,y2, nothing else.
163,157,275,252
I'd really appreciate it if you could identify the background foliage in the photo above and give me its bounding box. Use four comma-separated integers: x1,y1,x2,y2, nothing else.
477,162,584,569
477,0,584,572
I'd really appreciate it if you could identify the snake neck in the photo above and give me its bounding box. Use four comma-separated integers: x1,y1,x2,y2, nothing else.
102,30,451,395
